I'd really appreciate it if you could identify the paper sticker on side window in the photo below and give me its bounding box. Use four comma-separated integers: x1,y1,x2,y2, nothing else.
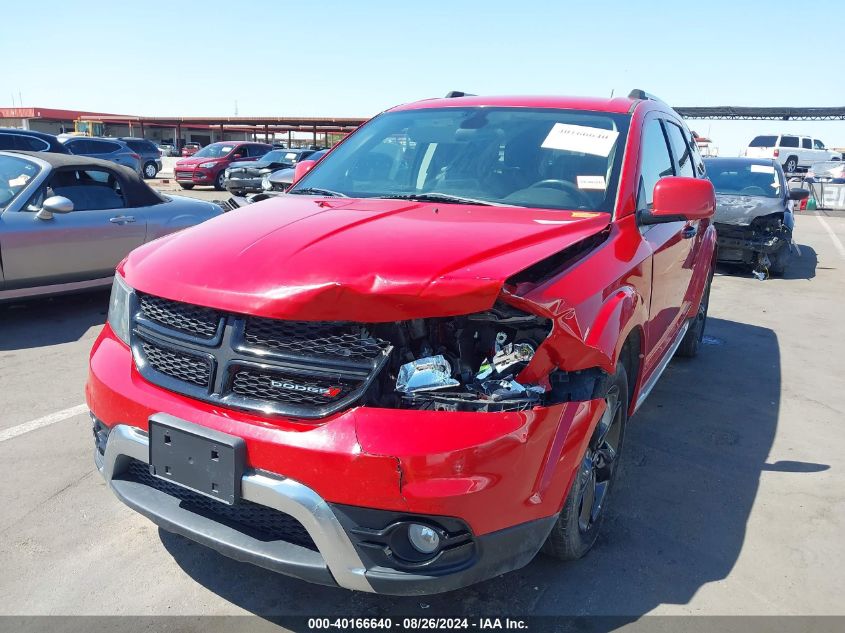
541,123,619,157
577,175,606,190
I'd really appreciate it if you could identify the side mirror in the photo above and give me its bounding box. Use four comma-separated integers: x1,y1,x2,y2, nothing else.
35,195,74,220
789,188,809,201
232,153,243,159
293,159,317,184
642,177,715,224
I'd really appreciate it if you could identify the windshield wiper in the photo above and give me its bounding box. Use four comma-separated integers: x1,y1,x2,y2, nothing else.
289,187,347,198
378,193,502,206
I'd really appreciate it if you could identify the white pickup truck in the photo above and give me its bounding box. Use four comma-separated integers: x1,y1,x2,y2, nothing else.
743,134,842,173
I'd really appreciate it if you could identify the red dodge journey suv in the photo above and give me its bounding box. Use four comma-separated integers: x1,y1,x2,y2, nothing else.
88,91,716,595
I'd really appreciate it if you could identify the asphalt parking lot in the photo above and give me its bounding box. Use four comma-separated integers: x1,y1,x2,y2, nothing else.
1,204,844,620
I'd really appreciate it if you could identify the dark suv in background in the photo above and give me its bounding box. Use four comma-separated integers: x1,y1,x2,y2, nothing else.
0,128,70,153
117,137,163,179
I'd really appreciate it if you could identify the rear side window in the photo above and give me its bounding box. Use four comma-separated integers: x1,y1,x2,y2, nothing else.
749,135,777,147
779,136,799,148
89,140,121,154
664,122,695,178
126,140,155,153
802,138,812,149
638,119,675,210
248,145,269,157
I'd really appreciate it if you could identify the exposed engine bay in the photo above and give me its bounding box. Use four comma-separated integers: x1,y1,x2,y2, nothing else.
352,300,614,413
361,301,555,412
715,211,791,275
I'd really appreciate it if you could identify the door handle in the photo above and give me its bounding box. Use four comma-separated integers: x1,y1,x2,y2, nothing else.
682,224,697,239
109,215,136,224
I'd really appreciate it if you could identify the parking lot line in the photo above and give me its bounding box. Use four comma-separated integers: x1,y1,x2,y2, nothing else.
815,214,845,259
0,404,88,443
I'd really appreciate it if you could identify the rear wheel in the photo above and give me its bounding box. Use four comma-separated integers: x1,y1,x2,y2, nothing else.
677,268,713,358
179,183,194,190
543,364,628,561
784,156,798,173
143,162,158,179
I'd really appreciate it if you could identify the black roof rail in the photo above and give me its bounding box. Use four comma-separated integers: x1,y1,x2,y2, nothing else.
444,91,476,98
628,89,667,104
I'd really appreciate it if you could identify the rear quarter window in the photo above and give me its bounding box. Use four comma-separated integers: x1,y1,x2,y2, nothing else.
779,136,799,148
749,136,778,147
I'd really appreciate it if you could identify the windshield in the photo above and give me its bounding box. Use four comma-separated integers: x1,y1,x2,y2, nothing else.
290,107,630,211
261,150,293,164
193,144,235,158
0,154,41,209
705,160,783,198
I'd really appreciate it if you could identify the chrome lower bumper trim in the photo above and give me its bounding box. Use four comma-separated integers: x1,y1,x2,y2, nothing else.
97,423,373,592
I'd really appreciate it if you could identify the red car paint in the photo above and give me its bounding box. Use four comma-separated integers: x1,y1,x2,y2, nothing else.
88,93,716,591
174,142,271,187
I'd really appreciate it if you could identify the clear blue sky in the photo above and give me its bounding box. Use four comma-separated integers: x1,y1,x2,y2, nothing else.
2,0,843,154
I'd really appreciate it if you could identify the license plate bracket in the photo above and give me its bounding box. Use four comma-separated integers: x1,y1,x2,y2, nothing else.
148,414,245,505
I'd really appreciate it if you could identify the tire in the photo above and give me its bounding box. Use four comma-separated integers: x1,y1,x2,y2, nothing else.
543,363,628,561
143,162,158,179
214,171,226,191
677,268,713,358
179,183,194,190
784,156,798,173
769,242,791,277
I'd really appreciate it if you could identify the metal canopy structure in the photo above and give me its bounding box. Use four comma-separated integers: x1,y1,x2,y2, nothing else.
675,106,845,121
101,114,367,134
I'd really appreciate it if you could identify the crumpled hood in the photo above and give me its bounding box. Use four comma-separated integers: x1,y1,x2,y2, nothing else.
714,194,785,226
122,196,610,321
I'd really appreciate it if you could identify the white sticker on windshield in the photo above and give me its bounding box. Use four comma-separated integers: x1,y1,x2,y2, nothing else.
222,146,235,153
577,175,606,190
750,164,775,174
541,123,619,157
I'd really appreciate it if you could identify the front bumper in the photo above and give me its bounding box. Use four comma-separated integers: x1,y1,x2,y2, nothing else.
87,327,604,593
174,169,215,184
95,418,556,594
224,176,263,193
716,232,787,263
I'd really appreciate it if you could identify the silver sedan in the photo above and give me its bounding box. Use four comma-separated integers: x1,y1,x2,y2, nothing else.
0,150,222,300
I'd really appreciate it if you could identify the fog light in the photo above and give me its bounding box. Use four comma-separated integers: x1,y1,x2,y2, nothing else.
408,524,440,554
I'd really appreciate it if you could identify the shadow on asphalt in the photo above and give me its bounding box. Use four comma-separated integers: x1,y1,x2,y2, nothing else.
0,290,109,351
159,315,796,625
715,243,818,281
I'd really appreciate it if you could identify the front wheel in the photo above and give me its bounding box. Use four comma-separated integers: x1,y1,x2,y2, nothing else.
214,171,226,191
543,363,628,561
143,162,158,179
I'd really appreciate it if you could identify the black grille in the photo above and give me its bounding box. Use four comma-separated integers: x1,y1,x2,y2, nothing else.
232,369,355,406
124,459,317,551
142,341,211,387
131,294,391,418
139,294,220,339
244,319,389,362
